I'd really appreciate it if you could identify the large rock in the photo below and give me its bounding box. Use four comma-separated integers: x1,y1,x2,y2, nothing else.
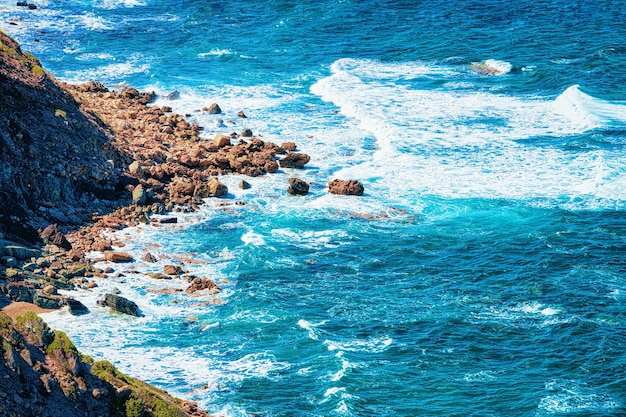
132,184,147,204
0,244,42,260
279,152,310,169
213,133,231,148
33,291,64,309
104,251,134,263
164,264,184,276
206,177,228,197
66,297,90,315
204,103,222,114
328,179,365,196
287,178,309,195
39,224,72,250
97,293,143,317
185,277,220,295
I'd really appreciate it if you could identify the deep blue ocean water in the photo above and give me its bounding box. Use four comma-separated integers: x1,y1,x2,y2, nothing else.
3,1,626,415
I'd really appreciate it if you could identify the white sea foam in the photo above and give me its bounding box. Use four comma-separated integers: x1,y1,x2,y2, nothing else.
554,84,626,127
462,370,498,382
538,381,620,414
329,357,358,382
325,335,393,354
99,0,146,9
78,12,113,30
63,59,150,84
310,58,626,210
471,59,513,75
241,230,266,246
198,49,237,58
75,52,117,61
298,319,321,340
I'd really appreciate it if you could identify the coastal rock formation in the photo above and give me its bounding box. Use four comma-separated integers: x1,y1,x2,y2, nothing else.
97,293,143,317
287,178,310,195
185,277,220,295
0,311,210,417
104,250,135,263
1,30,293,254
38,224,72,250
328,179,365,196
0,30,125,243
279,152,311,169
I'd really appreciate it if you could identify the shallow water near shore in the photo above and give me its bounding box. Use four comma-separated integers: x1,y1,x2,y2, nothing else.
3,0,626,415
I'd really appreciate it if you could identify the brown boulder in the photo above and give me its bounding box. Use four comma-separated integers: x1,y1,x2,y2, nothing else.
164,264,184,276
142,252,157,263
287,178,310,195
213,133,231,148
104,251,134,263
206,177,228,197
185,277,220,295
39,224,72,250
279,152,310,169
328,179,365,196
204,103,222,114
128,161,145,178
281,142,297,151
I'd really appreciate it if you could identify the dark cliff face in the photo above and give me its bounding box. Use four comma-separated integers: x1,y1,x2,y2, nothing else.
0,30,125,243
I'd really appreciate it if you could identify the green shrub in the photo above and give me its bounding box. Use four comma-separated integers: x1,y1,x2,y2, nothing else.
31,64,45,76
125,393,146,417
14,311,51,347
0,312,13,339
46,330,78,356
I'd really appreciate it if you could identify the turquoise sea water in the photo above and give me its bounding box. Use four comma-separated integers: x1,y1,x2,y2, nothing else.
3,1,626,415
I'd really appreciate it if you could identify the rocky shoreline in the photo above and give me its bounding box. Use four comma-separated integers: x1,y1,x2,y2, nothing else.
0,28,369,416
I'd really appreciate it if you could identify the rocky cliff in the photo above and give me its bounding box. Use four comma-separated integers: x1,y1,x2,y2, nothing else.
0,29,216,417
0,29,127,243
0,310,210,417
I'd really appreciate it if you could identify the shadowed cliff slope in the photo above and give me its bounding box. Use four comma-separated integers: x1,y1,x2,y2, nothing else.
0,29,127,243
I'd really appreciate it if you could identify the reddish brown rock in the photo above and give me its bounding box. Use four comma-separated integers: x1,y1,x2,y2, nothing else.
328,179,365,196
281,142,297,151
142,252,157,263
204,103,222,114
213,133,231,148
206,177,228,197
279,152,311,169
164,264,184,276
39,224,72,250
104,251,134,263
185,277,220,295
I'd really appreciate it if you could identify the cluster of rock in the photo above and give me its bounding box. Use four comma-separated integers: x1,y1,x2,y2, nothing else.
0,228,107,314
63,81,312,210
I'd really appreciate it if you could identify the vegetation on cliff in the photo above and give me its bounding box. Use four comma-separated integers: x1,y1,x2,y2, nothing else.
0,310,210,417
